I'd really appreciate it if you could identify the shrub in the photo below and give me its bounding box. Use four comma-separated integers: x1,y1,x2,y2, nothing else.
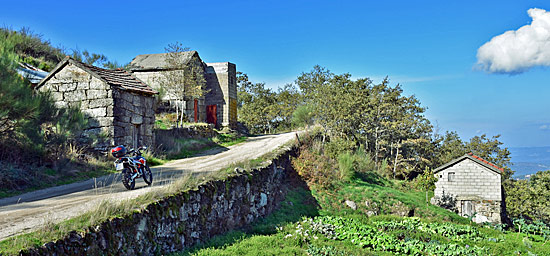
324,137,355,159
378,159,389,177
353,146,376,173
434,191,458,213
337,148,377,183
291,104,314,128
292,146,337,189
337,152,355,182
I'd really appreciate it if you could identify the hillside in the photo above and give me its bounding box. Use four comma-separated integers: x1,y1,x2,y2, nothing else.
509,146,550,179
167,133,550,256
0,27,122,72
174,172,550,256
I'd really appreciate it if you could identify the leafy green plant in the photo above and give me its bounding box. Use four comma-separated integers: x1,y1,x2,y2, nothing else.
434,191,458,212
294,216,489,255
512,218,550,240
338,152,355,182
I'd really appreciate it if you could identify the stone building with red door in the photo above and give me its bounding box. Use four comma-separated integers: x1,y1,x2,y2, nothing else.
128,51,237,128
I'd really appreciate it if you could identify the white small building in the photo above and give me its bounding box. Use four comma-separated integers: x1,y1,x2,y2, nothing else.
432,153,506,223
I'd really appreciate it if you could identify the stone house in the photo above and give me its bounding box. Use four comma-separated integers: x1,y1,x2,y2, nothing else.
432,153,506,223
35,56,158,149
128,51,237,128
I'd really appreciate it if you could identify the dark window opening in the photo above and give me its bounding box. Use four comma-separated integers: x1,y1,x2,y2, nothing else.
448,172,455,182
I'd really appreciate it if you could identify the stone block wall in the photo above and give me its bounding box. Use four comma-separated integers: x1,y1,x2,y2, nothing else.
112,90,156,148
459,199,503,223
434,158,501,201
20,147,298,256
205,62,237,127
433,158,503,223
132,56,208,123
132,71,163,96
37,63,115,148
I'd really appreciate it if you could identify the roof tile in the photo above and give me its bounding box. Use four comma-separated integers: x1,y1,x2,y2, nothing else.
79,62,157,95
467,153,504,172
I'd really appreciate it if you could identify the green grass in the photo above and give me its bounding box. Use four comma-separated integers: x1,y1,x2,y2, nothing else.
314,177,468,224
165,138,217,159
0,160,115,200
164,133,248,160
172,187,320,256
170,171,550,256
213,133,248,147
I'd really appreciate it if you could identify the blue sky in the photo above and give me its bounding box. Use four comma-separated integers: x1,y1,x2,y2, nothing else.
2,0,550,147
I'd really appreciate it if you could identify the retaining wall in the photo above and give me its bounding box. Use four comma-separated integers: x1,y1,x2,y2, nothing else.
20,147,297,255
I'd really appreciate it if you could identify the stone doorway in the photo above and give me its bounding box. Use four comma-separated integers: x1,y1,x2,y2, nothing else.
462,200,475,218
133,124,141,148
194,99,198,122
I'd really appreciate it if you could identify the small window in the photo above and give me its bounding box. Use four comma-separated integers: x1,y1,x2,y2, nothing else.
448,172,455,182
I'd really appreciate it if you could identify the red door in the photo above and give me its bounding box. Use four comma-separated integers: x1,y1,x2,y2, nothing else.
194,99,198,122
206,105,217,126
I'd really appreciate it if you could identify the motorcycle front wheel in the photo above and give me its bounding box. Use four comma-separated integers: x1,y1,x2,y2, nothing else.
122,168,135,190
143,165,153,186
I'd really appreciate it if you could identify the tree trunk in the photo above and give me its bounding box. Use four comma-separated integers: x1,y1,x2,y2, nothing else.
393,145,399,179
375,126,379,168
180,101,185,127
174,101,179,128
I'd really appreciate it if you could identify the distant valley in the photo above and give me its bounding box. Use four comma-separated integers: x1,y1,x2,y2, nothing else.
508,146,550,179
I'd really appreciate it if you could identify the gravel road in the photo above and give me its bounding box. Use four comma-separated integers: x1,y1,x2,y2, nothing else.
0,132,298,241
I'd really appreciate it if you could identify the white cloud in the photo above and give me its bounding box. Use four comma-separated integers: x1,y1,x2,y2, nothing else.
540,124,550,130
476,8,550,74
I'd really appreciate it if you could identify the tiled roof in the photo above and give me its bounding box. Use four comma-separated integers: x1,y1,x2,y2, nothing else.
434,153,504,175
128,51,199,71
37,57,157,95
468,153,504,172
79,62,157,94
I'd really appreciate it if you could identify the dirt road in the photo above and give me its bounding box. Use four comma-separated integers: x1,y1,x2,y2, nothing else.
0,132,298,241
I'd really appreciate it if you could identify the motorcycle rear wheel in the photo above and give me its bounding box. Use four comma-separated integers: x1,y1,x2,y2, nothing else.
122,168,135,190
143,165,153,186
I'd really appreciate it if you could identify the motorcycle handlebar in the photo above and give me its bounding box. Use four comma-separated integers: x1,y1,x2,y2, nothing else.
126,146,148,155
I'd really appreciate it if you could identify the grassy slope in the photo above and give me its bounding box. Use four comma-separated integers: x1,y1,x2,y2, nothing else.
175,174,550,256
0,157,115,199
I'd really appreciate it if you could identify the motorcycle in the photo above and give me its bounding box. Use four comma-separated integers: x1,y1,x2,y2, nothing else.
111,145,153,190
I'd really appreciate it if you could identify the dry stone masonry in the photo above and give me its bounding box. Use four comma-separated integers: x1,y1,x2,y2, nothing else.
19,147,298,255
205,62,237,128
36,57,157,150
129,51,237,128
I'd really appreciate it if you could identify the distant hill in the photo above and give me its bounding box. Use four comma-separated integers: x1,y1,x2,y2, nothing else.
508,146,550,179
1,27,122,72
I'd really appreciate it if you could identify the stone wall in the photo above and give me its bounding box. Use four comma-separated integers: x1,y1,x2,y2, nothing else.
132,56,207,123
112,90,156,148
155,125,217,140
37,63,116,148
205,62,237,128
154,125,218,152
20,147,298,256
432,158,503,223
